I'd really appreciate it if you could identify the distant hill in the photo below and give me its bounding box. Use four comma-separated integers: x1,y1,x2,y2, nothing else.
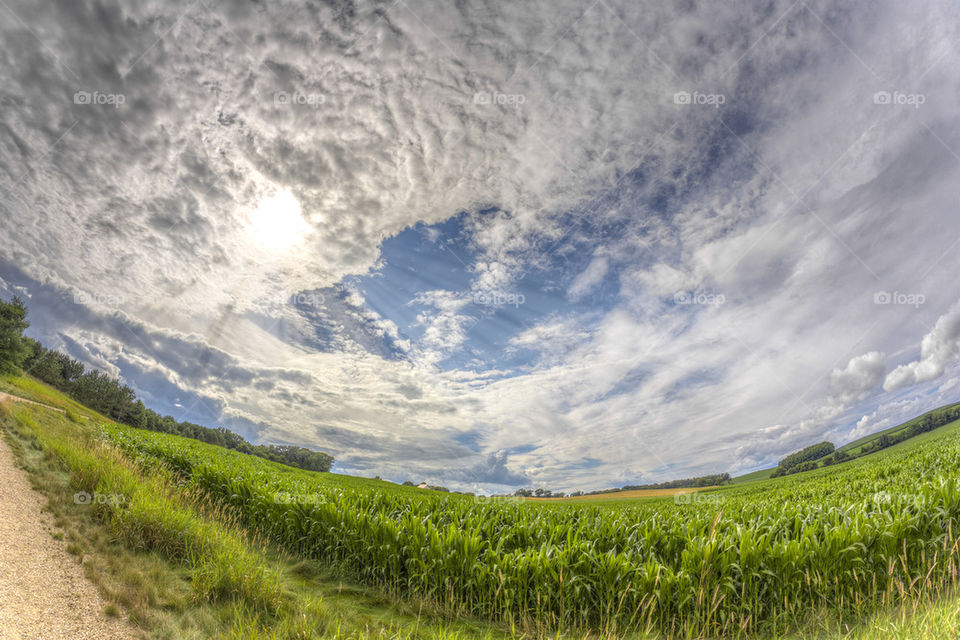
733,399,960,483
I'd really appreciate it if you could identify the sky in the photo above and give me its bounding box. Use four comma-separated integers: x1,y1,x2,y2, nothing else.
2,0,960,493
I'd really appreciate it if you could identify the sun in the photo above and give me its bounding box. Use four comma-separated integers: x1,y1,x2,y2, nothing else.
247,189,311,250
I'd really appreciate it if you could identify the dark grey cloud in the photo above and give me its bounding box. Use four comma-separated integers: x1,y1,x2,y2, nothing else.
461,449,529,486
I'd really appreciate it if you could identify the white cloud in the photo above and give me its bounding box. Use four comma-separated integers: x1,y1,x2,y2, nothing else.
411,290,475,364
567,254,609,301
3,0,960,491
885,304,960,391
829,352,886,405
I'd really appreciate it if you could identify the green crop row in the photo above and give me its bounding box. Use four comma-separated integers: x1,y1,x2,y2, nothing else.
101,421,960,637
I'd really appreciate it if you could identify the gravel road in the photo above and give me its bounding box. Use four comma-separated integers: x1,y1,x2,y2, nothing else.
0,415,136,639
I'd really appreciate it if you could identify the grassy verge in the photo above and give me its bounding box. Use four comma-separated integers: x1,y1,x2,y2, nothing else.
0,398,288,637
781,588,960,639
0,373,93,411
843,592,960,639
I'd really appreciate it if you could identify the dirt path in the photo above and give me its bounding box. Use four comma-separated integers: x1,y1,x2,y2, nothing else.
0,391,65,413
0,434,136,639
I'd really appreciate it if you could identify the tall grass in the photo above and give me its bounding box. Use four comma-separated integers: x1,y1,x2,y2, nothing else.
4,405,283,613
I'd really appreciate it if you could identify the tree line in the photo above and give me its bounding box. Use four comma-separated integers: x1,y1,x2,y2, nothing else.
508,473,734,499
0,296,333,472
579,473,734,496
856,404,960,455
770,441,836,477
619,473,732,491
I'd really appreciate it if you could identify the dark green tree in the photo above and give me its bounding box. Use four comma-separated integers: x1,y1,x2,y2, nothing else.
0,297,30,373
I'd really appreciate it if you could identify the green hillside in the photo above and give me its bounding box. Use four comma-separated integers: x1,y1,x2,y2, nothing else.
732,399,960,484
836,401,960,456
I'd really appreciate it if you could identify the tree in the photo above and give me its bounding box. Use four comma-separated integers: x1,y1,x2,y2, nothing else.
792,460,819,473
773,441,835,476
0,297,30,373
130,400,148,429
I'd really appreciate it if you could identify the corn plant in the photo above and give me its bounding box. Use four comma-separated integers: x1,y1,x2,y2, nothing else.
101,420,960,637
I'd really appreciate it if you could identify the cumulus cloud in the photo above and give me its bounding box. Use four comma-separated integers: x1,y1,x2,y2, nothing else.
884,304,960,391
462,449,530,486
829,352,886,405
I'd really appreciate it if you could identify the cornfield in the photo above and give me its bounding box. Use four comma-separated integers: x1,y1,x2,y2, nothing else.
101,422,960,637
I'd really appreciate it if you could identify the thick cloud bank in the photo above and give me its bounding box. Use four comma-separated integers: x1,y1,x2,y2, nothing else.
2,0,960,491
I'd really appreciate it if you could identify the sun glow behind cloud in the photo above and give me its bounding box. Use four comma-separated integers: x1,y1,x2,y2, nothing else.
247,190,311,252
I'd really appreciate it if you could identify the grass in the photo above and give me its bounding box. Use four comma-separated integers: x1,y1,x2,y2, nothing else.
0,373,100,414
782,588,960,639
844,593,960,639
0,400,283,636
728,467,774,485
